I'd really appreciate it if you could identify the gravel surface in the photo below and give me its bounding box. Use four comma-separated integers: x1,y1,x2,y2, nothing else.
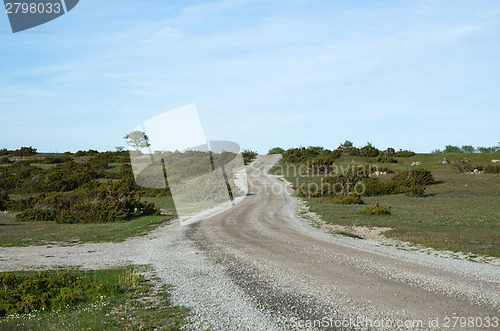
1,155,499,330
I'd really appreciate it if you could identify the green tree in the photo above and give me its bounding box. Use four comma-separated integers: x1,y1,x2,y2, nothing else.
477,146,495,153
124,131,150,151
12,146,37,156
338,140,354,150
360,144,380,157
443,145,462,153
385,147,396,155
461,145,476,153
268,147,285,154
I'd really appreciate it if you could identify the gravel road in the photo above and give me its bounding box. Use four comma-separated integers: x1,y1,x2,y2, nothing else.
1,155,499,330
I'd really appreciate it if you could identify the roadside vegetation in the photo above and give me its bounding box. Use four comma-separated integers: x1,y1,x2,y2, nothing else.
242,149,258,164
0,267,189,330
0,213,170,247
0,144,192,329
0,143,250,247
270,141,500,258
0,147,176,246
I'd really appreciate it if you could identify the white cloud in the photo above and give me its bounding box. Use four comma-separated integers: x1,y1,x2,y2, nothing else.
2,0,500,153
156,26,183,38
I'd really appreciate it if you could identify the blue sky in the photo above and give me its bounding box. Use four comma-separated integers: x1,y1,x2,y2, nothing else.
1,0,499,154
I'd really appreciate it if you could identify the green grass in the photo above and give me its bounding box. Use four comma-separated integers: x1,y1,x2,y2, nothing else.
0,214,174,247
358,203,392,215
0,152,178,247
272,153,500,258
29,163,58,170
0,267,190,330
141,196,177,210
105,163,123,173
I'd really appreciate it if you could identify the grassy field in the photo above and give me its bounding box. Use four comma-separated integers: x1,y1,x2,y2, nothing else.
0,151,189,329
0,267,189,330
271,153,500,258
0,214,174,247
0,150,179,247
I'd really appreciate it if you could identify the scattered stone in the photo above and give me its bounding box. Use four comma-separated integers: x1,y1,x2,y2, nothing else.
492,160,500,163
371,171,387,177
411,161,422,166
441,158,450,164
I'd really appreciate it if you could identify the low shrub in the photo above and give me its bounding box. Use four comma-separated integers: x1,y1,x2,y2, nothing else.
42,156,71,164
361,178,397,196
16,209,54,222
309,152,342,174
359,145,380,157
348,145,381,157
323,194,364,205
242,150,258,165
484,164,500,174
296,168,435,198
452,159,483,174
5,196,37,212
307,146,325,154
282,147,321,163
358,203,391,215
59,201,127,224
320,149,343,158
0,271,121,316
15,181,161,224
74,149,99,157
376,153,398,163
135,201,160,215
392,169,435,186
11,147,37,156
405,185,427,197
92,151,129,164
0,157,10,164
295,169,369,197
0,191,11,211
364,169,433,196
385,148,396,155
348,147,360,156
1,158,109,194
395,150,416,157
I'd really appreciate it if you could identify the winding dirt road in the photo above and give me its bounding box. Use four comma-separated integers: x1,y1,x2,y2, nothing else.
186,155,500,330
1,155,499,330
